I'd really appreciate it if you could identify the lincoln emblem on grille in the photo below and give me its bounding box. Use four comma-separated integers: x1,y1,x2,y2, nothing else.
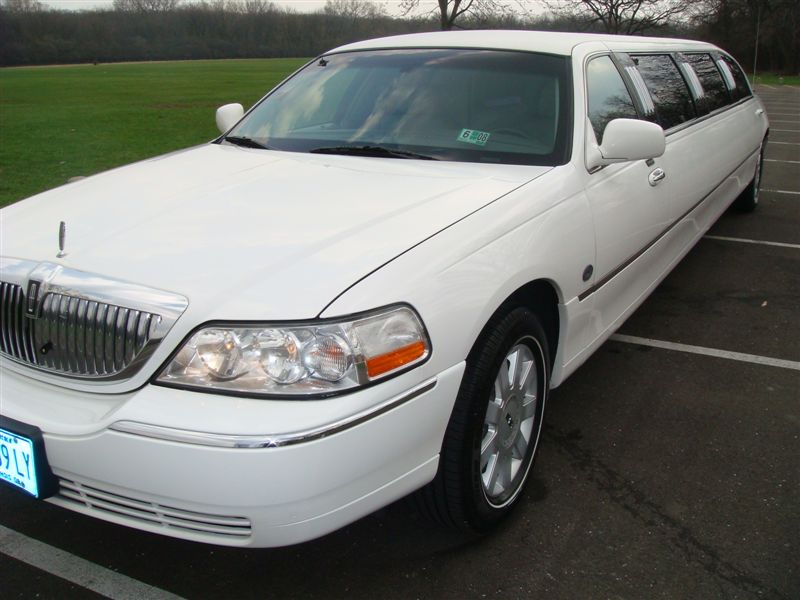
57,221,67,258
25,280,42,318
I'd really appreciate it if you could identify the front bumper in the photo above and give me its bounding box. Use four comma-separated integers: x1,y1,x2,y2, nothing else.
0,362,464,547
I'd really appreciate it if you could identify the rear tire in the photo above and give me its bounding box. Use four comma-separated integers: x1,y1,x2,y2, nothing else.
734,141,765,212
415,306,549,531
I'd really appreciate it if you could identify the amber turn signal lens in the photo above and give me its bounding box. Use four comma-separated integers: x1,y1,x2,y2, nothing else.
365,341,427,378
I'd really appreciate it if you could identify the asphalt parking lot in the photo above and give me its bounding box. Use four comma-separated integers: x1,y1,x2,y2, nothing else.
1,85,798,600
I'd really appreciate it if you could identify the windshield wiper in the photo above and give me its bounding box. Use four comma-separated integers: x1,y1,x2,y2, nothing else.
224,135,271,150
309,145,438,160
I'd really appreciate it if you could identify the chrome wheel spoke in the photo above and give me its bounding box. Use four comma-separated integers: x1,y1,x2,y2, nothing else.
521,396,538,420
506,350,519,392
519,418,533,443
498,449,513,490
516,358,533,392
485,453,502,494
481,427,499,462
496,361,512,401
484,400,503,426
512,431,528,459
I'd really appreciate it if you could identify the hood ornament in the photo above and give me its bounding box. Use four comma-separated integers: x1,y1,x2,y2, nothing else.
57,221,67,258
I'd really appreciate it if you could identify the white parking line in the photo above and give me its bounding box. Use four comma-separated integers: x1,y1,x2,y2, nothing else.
768,141,800,145
770,120,800,123
764,159,800,164
771,129,800,132
0,524,183,600
767,113,800,117
610,334,800,371
704,235,800,249
763,189,800,195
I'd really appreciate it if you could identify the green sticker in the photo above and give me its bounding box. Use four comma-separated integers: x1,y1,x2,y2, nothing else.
457,128,490,146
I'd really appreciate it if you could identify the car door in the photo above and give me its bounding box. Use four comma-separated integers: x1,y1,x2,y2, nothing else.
580,53,674,329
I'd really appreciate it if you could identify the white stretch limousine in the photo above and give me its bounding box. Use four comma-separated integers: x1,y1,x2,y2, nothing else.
0,31,767,547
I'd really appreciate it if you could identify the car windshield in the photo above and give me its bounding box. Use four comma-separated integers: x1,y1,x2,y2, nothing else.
227,49,572,166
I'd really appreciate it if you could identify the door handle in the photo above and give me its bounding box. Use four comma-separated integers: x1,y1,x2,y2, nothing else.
648,167,666,186
755,108,765,116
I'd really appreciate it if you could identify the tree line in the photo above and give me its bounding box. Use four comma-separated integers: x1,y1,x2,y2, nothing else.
0,0,796,74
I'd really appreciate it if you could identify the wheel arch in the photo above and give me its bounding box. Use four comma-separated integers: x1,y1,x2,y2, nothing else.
468,278,561,371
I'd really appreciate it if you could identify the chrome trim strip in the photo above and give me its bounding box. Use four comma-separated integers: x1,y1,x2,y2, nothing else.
625,66,655,116
109,379,437,448
716,59,736,91
678,61,705,100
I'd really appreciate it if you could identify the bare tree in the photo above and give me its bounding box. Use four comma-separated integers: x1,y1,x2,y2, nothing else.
693,0,799,76
233,0,274,13
400,0,507,30
547,0,693,34
2,0,43,12
113,0,181,12
324,0,386,18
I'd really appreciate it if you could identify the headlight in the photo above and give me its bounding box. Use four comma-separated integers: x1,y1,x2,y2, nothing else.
155,305,430,397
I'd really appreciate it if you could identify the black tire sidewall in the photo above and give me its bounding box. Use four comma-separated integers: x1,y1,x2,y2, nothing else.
735,142,765,212
459,307,550,530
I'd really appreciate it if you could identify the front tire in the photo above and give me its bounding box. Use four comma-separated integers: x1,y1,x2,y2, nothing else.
416,307,549,531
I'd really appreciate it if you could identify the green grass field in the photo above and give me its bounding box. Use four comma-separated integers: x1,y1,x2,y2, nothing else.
0,59,307,207
750,73,800,86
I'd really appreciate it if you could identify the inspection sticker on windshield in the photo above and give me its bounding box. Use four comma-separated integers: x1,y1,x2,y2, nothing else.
457,129,490,146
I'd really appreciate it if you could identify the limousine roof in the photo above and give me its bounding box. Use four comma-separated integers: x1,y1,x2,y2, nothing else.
333,30,716,57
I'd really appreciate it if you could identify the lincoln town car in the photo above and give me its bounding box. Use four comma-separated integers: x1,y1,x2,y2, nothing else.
0,31,767,547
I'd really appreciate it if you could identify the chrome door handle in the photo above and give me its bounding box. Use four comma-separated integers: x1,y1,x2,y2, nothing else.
755,108,765,116
648,167,666,186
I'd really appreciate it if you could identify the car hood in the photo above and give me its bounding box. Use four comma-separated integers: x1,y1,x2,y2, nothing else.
2,143,549,320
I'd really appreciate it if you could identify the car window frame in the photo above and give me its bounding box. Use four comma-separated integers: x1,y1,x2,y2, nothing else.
583,52,642,145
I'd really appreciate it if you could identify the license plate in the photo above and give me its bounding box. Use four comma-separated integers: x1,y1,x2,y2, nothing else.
0,427,41,497
0,417,58,500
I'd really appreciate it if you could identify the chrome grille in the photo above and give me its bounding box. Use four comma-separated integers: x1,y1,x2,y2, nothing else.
0,286,159,378
34,292,159,376
0,258,188,382
0,281,38,364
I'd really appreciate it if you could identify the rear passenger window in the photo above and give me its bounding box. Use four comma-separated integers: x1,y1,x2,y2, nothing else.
684,53,729,113
718,55,752,101
586,55,638,143
633,54,697,130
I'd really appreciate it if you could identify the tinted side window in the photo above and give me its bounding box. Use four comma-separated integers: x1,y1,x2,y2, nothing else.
684,53,729,112
719,55,752,101
586,55,638,143
634,54,697,130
